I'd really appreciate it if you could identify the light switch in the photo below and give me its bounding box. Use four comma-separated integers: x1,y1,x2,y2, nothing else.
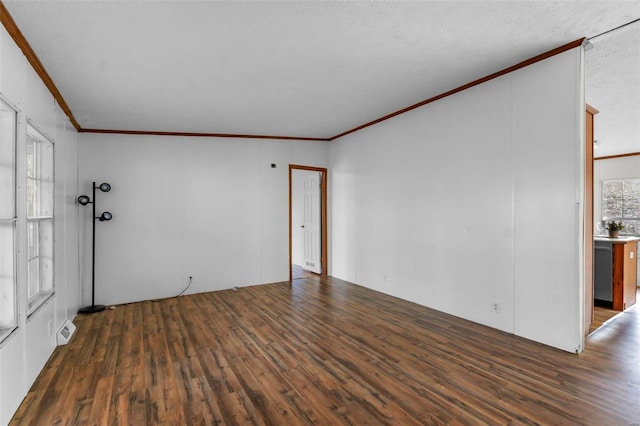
631,252,635,259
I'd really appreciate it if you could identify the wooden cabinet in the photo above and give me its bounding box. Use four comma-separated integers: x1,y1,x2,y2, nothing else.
612,240,637,311
595,238,638,311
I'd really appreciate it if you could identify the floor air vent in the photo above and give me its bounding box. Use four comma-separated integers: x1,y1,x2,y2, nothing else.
57,320,76,346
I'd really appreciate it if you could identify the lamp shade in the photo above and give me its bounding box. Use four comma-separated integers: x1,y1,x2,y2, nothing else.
99,211,113,221
77,195,91,205
99,183,111,192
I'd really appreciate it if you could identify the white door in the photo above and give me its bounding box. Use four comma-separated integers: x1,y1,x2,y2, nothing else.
302,171,321,273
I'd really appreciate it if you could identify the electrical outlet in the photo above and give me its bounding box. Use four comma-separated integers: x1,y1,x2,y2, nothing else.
491,303,500,313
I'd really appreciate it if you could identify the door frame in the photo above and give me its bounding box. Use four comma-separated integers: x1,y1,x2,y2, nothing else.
584,104,598,335
289,165,327,280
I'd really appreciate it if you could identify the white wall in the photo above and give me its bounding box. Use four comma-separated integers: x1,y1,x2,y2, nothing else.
329,47,584,352
78,134,327,305
0,25,80,425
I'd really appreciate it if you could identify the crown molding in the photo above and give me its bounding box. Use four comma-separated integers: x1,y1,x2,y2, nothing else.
0,1,81,130
79,128,330,142
595,152,640,161
0,3,587,143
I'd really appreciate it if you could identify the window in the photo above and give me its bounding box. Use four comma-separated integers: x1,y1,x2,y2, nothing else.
26,125,54,314
602,178,640,235
0,99,17,341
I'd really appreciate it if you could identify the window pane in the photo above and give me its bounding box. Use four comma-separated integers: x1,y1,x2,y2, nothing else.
27,219,54,312
0,221,16,334
26,130,54,218
0,100,16,340
26,135,34,217
39,219,54,295
39,140,54,216
602,178,640,236
26,125,54,315
0,101,15,219
620,220,640,236
27,221,40,300
602,180,623,218
622,179,640,218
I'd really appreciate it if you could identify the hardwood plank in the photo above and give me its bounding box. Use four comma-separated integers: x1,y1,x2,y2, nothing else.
10,276,640,425
292,264,318,280
87,375,114,425
199,348,264,425
590,306,622,333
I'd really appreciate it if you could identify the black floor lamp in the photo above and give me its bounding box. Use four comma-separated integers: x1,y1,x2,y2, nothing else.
77,182,113,314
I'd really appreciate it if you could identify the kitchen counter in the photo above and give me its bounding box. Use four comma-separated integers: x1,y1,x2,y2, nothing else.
594,237,638,310
594,235,640,243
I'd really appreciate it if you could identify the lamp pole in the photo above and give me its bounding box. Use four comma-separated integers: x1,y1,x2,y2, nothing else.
77,181,112,314
90,181,97,309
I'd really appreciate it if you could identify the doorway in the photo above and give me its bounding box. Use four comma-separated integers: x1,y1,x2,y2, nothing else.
583,20,640,337
289,165,327,281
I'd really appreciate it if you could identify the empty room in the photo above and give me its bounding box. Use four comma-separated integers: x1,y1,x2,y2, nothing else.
0,1,639,424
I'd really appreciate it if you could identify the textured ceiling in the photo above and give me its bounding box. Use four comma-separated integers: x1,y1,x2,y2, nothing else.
586,22,640,157
2,1,639,154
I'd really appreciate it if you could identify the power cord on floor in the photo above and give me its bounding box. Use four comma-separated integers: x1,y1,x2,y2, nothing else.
176,276,193,297
126,276,193,304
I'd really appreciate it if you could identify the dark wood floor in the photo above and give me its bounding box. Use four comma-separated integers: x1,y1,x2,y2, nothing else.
291,264,318,280
589,289,639,334
11,276,640,425
590,306,623,334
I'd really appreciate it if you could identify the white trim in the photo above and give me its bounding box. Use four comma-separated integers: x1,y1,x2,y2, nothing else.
26,118,55,145
0,97,18,343
25,124,56,316
0,93,20,113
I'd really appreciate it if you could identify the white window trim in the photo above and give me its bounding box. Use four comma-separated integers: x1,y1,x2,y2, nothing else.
0,97,17,343
25,124,55,316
